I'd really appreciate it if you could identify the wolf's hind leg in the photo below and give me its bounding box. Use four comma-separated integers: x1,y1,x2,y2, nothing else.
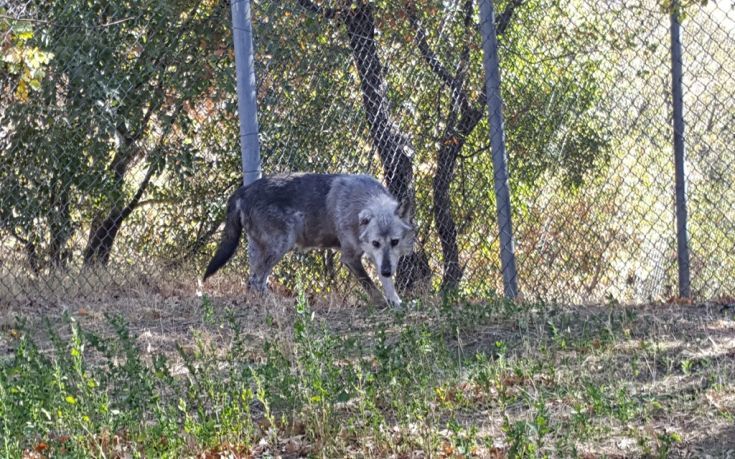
247,213,301,293
248,239,293,292
246,241,268,293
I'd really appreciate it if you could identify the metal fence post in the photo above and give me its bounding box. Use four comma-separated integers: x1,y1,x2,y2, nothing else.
669,1,691,298
231,0,261,186
478,0,518,299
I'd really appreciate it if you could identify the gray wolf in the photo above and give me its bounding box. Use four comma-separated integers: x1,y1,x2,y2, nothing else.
203,173,415,306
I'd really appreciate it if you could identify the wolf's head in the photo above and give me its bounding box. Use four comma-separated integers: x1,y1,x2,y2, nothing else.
358,197,415,279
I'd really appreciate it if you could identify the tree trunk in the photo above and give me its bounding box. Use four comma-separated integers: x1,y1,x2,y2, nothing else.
83,144,136,266
83,92,167,266
48,185,73,268
343,2,413,204
83,209,127,266
408,0,511,292
432,104,484,292
83,158,156,266
432,145,463,292
342,2,429,290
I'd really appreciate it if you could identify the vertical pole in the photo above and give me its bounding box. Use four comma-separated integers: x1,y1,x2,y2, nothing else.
670,1,691,298
478,0,518,299
231,0,261,186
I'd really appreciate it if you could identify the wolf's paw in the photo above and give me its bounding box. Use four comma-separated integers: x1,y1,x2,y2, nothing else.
385,296,402,309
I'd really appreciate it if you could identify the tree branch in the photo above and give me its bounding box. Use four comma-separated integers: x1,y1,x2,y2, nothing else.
408,9,472,116
295,0,340,19
408,12,454,88
457,0,474,81
496,0,523,36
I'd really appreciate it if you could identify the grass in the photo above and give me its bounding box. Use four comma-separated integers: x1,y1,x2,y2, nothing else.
1,283,734,458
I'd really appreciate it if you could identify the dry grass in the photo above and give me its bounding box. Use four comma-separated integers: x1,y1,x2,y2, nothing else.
1,274,734,457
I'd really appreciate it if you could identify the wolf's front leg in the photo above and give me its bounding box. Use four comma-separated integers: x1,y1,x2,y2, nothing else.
341,252,385,305
379,276,402,307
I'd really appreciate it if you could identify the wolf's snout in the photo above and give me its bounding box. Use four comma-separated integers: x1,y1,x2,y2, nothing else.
381,268,392,277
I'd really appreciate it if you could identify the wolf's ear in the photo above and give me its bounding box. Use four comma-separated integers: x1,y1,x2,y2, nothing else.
359,209,373,226
395,199,411,221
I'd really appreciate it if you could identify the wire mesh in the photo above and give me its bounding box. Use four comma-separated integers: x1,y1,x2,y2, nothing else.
1,0,733,306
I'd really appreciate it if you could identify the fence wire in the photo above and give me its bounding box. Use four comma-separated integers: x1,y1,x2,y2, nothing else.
1,0,733,306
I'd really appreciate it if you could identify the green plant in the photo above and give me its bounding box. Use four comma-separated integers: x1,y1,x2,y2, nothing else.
656,430,682,458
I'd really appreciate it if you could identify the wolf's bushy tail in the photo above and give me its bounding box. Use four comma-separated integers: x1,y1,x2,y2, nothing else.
203,196,244,280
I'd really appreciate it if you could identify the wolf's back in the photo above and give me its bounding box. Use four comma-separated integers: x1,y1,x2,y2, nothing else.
203,192,245,280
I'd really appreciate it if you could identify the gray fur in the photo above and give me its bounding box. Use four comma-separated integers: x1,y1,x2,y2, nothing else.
203,173,415,306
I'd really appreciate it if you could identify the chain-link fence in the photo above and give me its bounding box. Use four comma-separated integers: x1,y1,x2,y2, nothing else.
1,0,733,306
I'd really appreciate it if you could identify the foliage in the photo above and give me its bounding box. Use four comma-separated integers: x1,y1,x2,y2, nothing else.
1,0,235,268
0,0,733,302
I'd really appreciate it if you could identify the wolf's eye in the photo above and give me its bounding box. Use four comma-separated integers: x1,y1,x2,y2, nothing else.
372,241,381,248
391,239,399,247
